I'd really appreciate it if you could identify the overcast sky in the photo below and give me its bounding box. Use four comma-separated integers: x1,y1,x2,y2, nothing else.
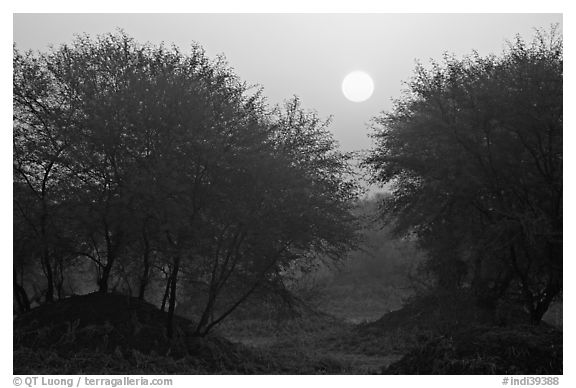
13,13,562,155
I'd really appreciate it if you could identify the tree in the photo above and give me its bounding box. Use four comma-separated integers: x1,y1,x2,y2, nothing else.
14,32,360,335
13,46,77,303
365,26,562,323
188,97,360,335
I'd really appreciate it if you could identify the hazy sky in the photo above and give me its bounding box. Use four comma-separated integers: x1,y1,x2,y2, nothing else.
13,13,562,154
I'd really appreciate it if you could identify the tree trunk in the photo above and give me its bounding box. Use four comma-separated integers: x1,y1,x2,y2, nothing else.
196,292,217,335
13,268,30,314
41,252,54,303
160,283,169,312
512,241,562,325
530,267,561,325
99,229,123,293
160,270,171,312
39,195,54,304
55,258,65,300
138,231,151,300
98,222,126,294
98,262,113,294
166,256,180,339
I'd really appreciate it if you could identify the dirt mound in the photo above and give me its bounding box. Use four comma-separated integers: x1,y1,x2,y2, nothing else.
14,292,199,355
13,292,274,374
383,324,562,374
358,291,532,335
13,292,358,374
349,292,561,374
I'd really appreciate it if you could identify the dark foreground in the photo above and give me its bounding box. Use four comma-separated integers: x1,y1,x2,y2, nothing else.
13,293,562,374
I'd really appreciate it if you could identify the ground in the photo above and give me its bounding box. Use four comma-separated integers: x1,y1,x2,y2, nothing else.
13,283,563,374
13,292,402,374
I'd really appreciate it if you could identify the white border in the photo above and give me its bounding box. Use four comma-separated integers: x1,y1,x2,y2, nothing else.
4,2,573,386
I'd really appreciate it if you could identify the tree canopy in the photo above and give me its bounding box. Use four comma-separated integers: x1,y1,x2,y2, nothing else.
13,32,360,334
364,27,562,322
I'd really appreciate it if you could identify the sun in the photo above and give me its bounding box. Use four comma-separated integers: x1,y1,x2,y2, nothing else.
342,71,374,102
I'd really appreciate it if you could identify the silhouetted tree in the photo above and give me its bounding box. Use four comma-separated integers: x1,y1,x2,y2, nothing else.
13,47,77,303
365,26,562,322
13,32,360,336
191,97,359,335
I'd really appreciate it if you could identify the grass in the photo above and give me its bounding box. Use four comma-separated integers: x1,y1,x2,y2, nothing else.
216,307,404,374
308,282,409,324
13,287,562,374
13,292,390,374
383,324,562,374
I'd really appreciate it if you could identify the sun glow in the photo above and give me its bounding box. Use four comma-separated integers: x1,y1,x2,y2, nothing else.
342,71,374,102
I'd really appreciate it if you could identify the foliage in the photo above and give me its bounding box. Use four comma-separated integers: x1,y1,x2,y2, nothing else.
13,31,359,334
364,26,562,321
383,324,562,374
